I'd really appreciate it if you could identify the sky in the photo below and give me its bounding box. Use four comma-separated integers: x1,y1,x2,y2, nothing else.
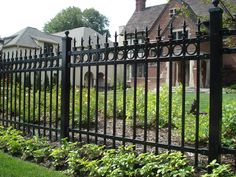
0,0,167,38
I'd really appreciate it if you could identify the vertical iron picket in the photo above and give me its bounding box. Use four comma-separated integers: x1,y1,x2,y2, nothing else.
103,35,109,146
6,53,9,127
71,39,77,141
168,23,174,151
181,21,187,152
79,38,84,142
143,28,149,152
113,33,118,148
95,36,100,144
133,30,138,149
155,25,161,154
38,49,42,136
122,31,128,146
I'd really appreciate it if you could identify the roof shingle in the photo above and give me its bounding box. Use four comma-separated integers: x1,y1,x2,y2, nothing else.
123,4,166,34
3,27,61,48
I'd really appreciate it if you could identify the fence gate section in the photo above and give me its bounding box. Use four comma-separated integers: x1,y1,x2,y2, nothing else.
0,3,235,169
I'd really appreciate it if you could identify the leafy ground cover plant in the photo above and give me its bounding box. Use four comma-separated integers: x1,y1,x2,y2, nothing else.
66,144,104,176
0,127,25,156
0,126,235,177
202,160,236,177
50,138,79,170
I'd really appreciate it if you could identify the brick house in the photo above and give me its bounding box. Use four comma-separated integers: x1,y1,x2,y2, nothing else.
122,0,236,88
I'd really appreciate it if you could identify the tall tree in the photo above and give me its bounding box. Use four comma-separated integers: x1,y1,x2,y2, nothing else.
83,8,110,35
43,6,110,35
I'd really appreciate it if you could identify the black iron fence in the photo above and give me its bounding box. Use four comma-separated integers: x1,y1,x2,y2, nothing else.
0,5,235,168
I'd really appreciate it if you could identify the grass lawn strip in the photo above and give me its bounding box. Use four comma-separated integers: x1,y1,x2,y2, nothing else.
0,151,68,177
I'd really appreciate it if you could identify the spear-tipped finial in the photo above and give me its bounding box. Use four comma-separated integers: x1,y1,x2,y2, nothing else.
96,35,100,45
65,31,69,37
74,38,77,46
114,31,118,43
145,27,148,38
105,33,108,43
134,29,138,39
157,25,161,36
88,36,91,46
124,31,127,41
81,37,84,47
197,18,201,33
212,0,219,7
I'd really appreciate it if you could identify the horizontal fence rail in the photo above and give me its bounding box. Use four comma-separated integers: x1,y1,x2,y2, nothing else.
0,6,236,169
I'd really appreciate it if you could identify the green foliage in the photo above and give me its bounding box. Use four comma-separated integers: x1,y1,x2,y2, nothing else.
201,0,236,28
137,152,194,177
0,126,235,177
222,102,236,147
43,6,110,35
106,85,183,128
50,138,79,170
84,146,194,177
72,88,101,126
202,160,236,177
87,146,138,177
0,127,25,156
83,8,110,36
0,151,68,177
22,136,51,163
66,144,104,176
224,84,236,94
2,83,236,148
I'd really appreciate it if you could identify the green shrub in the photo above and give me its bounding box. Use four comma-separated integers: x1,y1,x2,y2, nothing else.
22,136,52,163
50,138,79,170
66,144,104,176
202,160,236,177
222,102,236,148
0,127,25,156
0,127,235,177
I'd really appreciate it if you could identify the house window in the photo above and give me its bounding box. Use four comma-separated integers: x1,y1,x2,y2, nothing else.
44,43,53,54
169,8,177,18
173,30,189,40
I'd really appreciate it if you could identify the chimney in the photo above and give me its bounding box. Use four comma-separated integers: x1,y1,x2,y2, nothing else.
136,0,146,12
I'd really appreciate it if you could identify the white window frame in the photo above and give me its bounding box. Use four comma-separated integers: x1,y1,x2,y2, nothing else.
169,8,177,18
172,28,190,40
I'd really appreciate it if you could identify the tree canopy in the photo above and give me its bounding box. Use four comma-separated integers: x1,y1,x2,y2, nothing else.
43,6,110,35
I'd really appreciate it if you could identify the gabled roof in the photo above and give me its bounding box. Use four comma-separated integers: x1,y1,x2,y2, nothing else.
54,27,113,48
184,0,236,17
124,0,236,35
3,27,61,48
123,4,166,34
182,0,213,17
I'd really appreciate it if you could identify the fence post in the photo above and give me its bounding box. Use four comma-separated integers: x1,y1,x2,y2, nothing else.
209,2,223,163
61,31,72,139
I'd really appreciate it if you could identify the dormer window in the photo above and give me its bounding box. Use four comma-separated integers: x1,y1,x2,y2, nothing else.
44,43,53,54
173,29,189,40
169,8,177,18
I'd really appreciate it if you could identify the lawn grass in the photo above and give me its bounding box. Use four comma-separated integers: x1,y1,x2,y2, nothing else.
185,92,236,112
0,151,68,177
